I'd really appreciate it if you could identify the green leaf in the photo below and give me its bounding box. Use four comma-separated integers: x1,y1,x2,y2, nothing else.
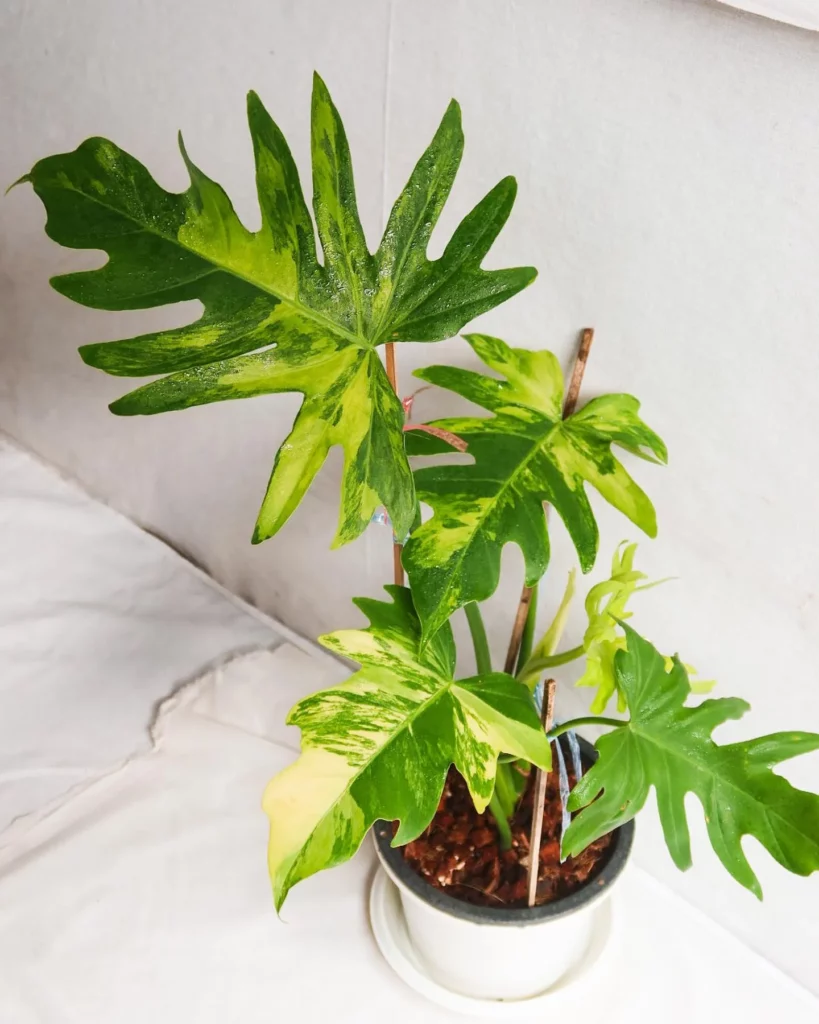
263,585,551,910
19,75,535,547
564,625,819,898
403,334,666,641
575,541,709,713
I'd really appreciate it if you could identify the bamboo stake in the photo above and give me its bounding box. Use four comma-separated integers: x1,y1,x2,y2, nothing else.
527,679,557,907
384,341,404,586
504,587,534,674
563,327,594,418
503,328,595,675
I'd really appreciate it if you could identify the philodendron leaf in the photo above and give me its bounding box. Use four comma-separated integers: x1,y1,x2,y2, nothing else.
403,334,666,642
264,585,551,910
18,75,535,547
564,625,819,898
576,541,712,713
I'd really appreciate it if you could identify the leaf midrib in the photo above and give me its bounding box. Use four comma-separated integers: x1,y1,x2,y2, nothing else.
324,140,366,338
369,181,440,344
381,189,508,342
287,673,455,888
630,721,819,850
54,178,369,351
416,414,563,630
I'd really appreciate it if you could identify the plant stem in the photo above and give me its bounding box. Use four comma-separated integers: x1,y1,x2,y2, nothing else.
384,341,404,586
494,762,518,817
464,602,492,675
547,716,625,739
489,790,513,850
514,583,539,677
516,644,586,684
464,601,514,847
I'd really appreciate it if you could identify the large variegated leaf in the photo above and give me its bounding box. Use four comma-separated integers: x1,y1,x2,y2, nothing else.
263,585,551,910
18,75,535,547
564,625,819,898
403,334,667,641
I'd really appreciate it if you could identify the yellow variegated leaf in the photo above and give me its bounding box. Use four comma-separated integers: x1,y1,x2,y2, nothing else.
404,335,666,642
264,586,551,909
17,76,535,547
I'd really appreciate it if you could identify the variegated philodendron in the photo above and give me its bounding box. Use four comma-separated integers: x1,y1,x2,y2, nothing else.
403,333,667,642
264,585,551,910
18,74,535,547
18,71,819,911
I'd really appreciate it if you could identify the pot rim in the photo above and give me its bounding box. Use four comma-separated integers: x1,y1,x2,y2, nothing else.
373,734,634,927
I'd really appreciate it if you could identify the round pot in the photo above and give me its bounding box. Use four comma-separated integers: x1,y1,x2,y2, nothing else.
373,737,634,1001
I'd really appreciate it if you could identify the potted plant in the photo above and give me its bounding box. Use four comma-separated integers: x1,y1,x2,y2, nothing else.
16,74,819,1006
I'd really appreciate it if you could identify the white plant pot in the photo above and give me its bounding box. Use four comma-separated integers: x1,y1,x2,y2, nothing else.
372,751,633,1001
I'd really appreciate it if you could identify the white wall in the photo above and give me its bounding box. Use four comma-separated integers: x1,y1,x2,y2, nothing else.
2,0,819,993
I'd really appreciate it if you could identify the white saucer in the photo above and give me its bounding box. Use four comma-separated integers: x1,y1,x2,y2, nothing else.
369,866,617,1019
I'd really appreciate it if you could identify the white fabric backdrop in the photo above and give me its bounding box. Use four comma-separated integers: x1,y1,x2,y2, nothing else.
0,438,278,833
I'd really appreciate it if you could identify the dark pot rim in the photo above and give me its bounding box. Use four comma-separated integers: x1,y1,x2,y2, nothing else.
373,734,634,926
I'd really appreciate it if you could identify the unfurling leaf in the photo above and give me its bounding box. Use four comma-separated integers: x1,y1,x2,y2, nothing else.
575,540,657,712
535,569,577,660
564,625,819,898
516,568,576,689
19,76,535,547
264,585,551,910
575,541,710,712
403,334,666,642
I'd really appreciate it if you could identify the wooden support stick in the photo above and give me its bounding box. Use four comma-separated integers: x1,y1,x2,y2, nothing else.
562,327,594,418
503,328,596,677
384,342,404,587
527,679,557,907
503,585,534,674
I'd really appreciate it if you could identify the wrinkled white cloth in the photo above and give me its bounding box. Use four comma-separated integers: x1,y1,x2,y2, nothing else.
0,436,278,833
0,647,817,1024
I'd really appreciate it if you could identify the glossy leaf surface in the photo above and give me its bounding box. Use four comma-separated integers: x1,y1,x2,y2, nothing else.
20,76,535,546
403,334,666,641
564,625,819,898
264,585,551,909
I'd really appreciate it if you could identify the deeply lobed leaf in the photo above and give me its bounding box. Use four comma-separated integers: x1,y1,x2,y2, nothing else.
264,585,551,910
564,625,819,898
403,334,666,642
19,75,535,547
